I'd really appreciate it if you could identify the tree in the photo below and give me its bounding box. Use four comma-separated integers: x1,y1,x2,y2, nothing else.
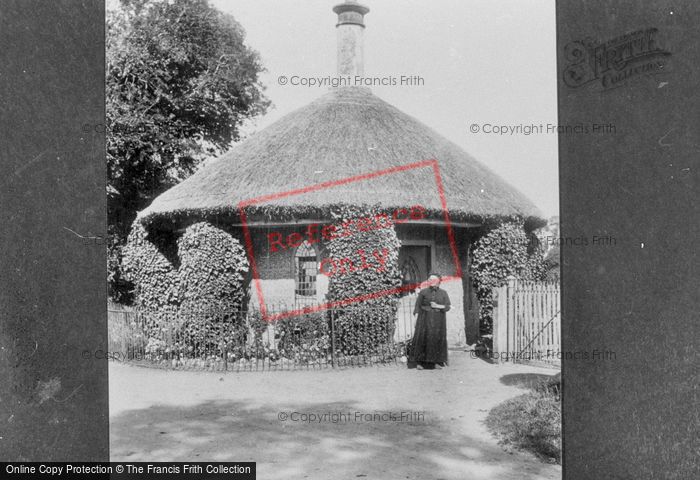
107,0,270,302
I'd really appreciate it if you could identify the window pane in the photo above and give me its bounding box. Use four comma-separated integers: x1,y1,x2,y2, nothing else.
295,241,317,297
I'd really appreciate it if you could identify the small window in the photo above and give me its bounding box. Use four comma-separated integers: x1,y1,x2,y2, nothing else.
294,241,317,297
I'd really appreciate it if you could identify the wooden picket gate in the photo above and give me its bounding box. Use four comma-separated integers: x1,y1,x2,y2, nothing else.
492,277,560,367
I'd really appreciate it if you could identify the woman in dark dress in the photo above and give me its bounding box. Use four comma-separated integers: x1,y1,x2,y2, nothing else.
409,273,451,370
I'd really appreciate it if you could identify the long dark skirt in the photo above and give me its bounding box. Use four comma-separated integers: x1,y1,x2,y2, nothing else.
409,312,448,367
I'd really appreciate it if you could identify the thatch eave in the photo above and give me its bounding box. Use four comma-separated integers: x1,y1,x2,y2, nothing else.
140,203,545,235
138,87,546,230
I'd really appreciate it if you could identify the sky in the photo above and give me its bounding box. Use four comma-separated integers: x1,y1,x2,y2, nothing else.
210,0,559,218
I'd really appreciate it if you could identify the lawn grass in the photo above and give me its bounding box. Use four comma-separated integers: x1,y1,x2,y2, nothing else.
486,374,561,463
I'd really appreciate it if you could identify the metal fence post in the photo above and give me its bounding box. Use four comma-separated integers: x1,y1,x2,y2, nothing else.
222,337,228,372
330,309,336,368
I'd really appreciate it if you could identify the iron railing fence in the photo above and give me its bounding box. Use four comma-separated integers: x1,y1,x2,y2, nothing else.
108,299,420,371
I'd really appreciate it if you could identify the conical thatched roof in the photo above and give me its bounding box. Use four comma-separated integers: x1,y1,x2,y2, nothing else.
139,87,543,227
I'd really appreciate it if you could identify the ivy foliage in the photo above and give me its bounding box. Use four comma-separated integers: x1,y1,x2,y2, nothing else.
331,305,397,356
471,222,547,335
121,223,180,338
177,222,249,314
325,205,402,355
121,220,250,349
176,222,250,352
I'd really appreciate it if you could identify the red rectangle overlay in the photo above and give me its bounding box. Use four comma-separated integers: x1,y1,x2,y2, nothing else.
238,159,461,322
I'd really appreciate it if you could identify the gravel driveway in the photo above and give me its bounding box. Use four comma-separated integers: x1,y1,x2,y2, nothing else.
110,351,561,480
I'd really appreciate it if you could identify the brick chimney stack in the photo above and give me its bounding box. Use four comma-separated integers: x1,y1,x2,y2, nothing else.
333,1,370,77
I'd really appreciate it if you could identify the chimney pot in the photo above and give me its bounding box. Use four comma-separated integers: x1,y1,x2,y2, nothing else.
333,1,369,77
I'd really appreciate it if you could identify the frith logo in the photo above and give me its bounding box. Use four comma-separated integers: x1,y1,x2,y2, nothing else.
563,28,671,90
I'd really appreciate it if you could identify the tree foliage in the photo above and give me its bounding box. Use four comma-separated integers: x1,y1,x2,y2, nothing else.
536,216,561,281
107,0,269,301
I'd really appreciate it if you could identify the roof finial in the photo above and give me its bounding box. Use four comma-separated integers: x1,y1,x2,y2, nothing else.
333,1,370,77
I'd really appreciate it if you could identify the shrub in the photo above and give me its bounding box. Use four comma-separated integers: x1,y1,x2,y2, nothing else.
471,222,546,335
325,205,402,355
174,222,249,354
544,245,560,281
536,372,561,400
245,310,269,350
173,305,247,358
177,222,249,313
332,305,396,356
121,223,180,338
231,310,281,362
486,387,561,463
275,312,328,351
242,311,332,364
122,221,250,354
275,312,330,363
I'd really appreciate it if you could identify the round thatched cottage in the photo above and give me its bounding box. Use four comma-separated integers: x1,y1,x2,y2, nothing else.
136,1,543,346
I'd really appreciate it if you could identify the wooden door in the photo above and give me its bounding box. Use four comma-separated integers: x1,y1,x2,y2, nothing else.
398,245,431,294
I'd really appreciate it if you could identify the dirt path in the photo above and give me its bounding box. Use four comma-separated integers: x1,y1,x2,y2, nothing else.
110,352,561,480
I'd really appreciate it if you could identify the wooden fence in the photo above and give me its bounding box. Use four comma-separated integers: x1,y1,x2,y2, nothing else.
492,276,560,367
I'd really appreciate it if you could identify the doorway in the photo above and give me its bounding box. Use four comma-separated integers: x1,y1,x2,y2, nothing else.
398,245,431,295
